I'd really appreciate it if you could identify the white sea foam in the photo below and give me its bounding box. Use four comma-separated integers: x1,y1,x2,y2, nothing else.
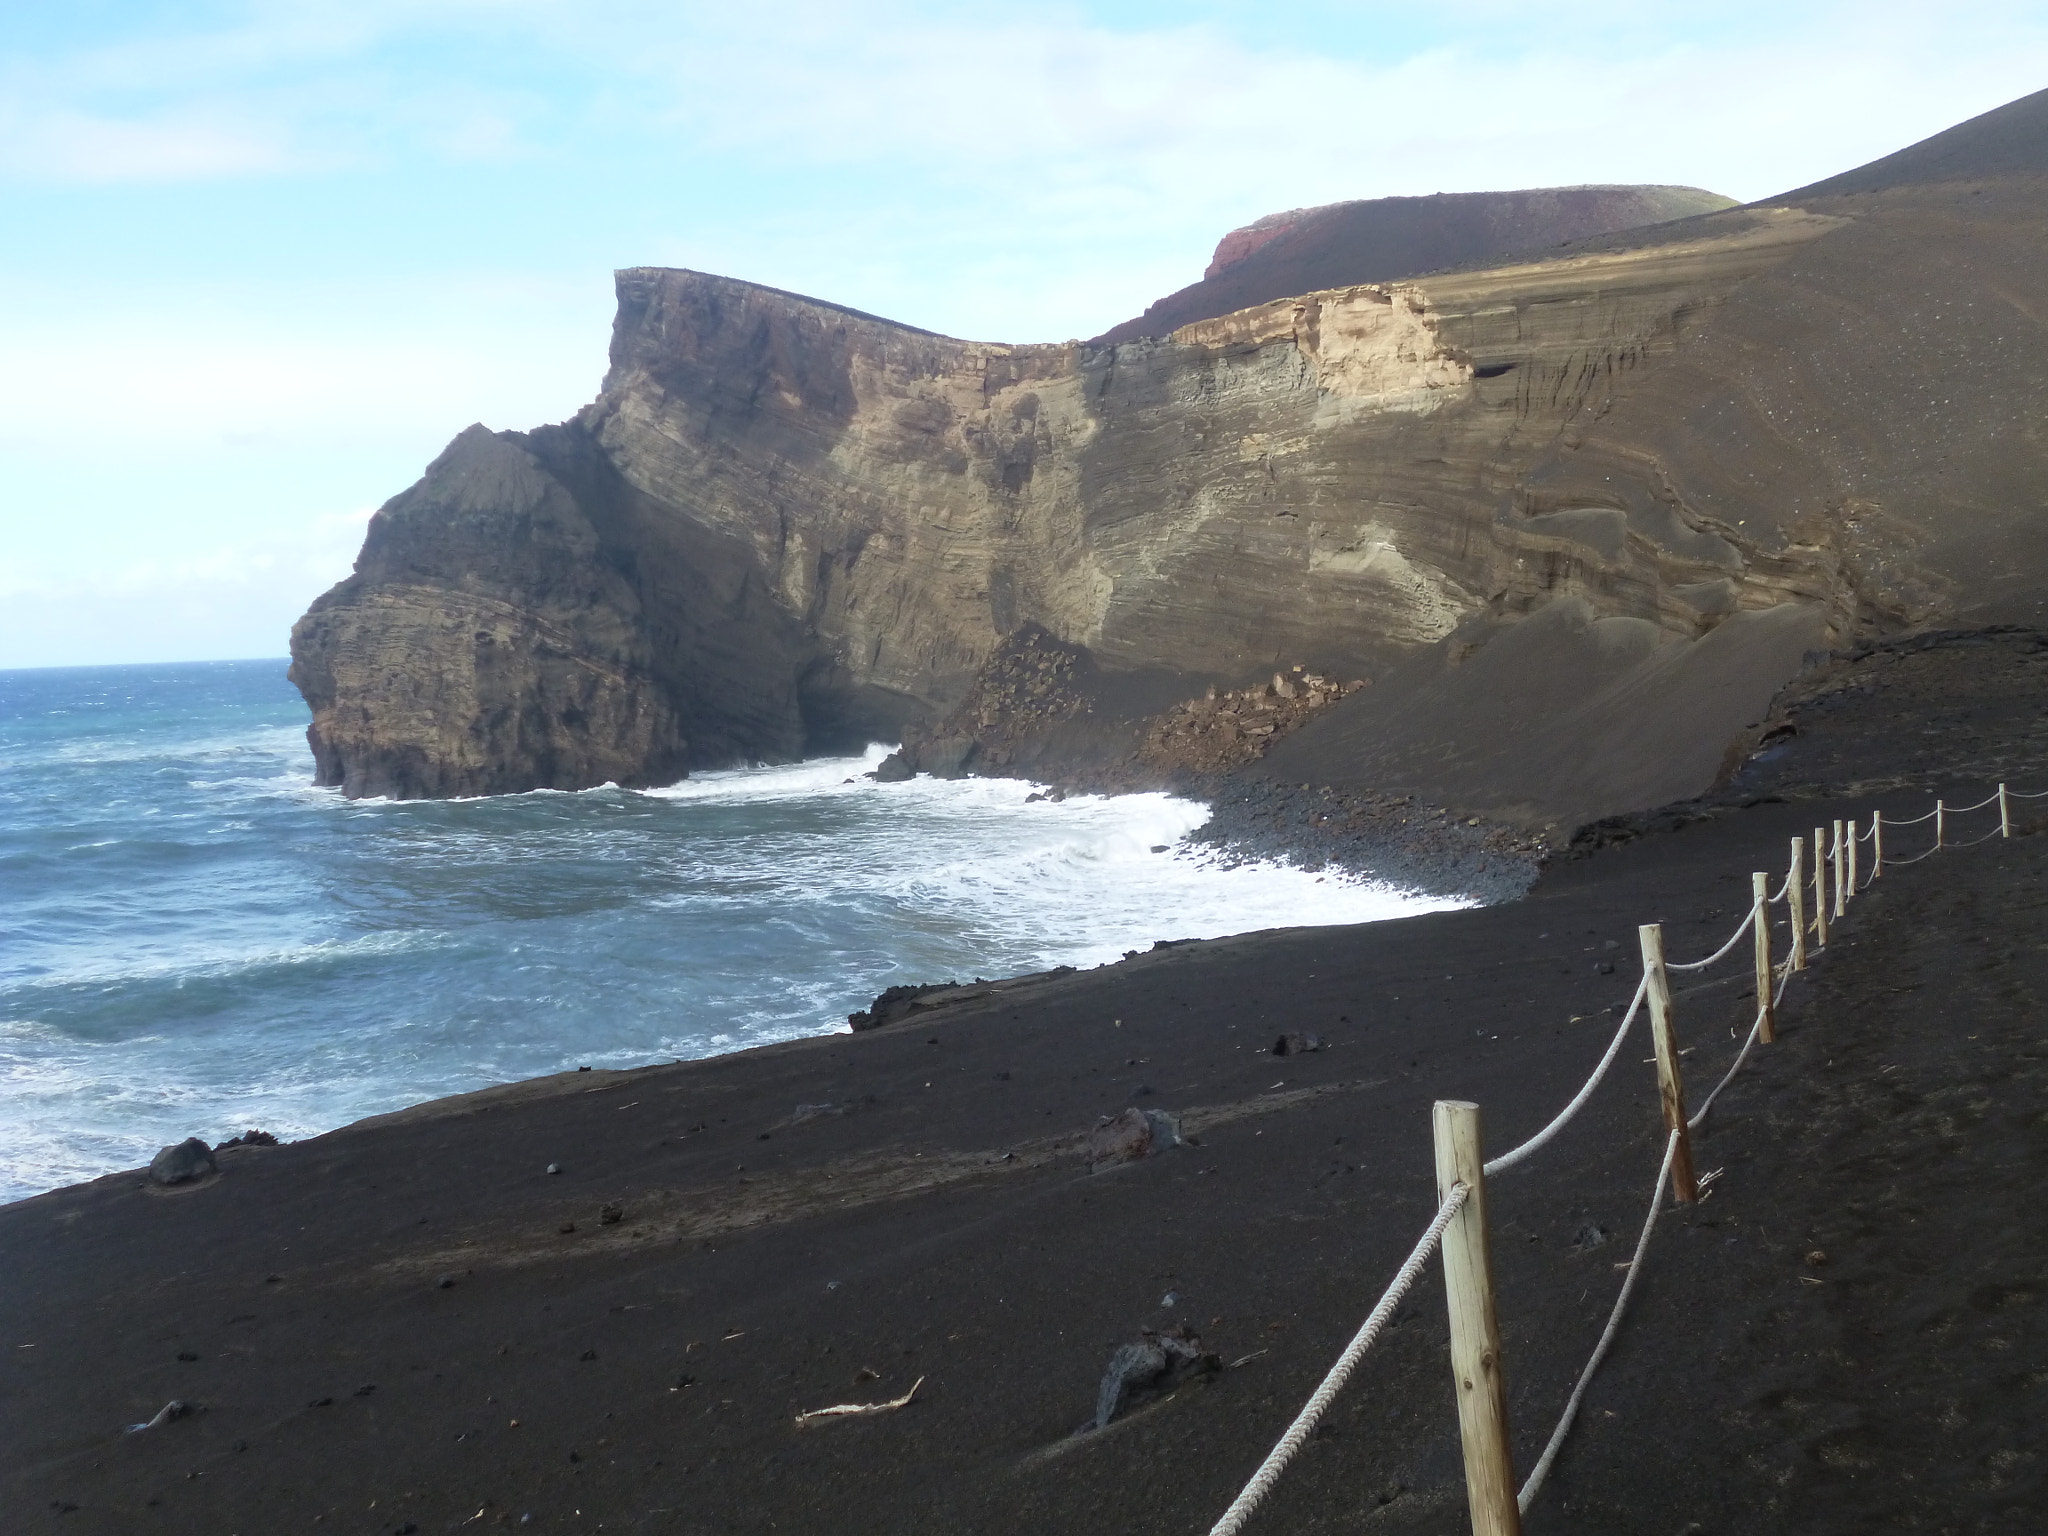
642,743,896,803
648,750,1461,972
2,928,444,994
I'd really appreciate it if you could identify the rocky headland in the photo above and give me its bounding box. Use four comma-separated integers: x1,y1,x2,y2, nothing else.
292,86,2048,888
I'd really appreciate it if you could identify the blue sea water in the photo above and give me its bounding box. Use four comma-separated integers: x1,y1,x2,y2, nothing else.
0,660,1462,1202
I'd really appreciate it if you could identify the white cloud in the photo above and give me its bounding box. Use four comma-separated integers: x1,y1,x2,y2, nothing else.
0,278,615,668
0,504,369,604
1,108,291,181
9,3,2048,200
0,1,553,182
0,285,608,452
0,505,372,668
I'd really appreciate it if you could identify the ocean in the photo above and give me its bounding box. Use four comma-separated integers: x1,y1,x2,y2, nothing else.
0,660,1462,1203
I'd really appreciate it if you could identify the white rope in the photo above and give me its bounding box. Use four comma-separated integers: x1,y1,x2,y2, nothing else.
1885,842,1943,867
1689,1010,1763,1132
1666,897,1761,972
1950,825,2007,848
1881,806,1941,826
1515,1129,1681,1513
1945,791,2003,814
1688,985,1777,1131
1769,872,1792,904
1484,975,1648,1177
2007,786,2048,798
1207,1187,1469,1536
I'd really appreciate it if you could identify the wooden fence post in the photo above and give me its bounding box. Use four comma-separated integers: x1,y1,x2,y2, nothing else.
1843,823,1859,921
1787,838,1808,971
2001,784,2012,839
1752,872,1776,1043
1433,1101,1522,1536
1936,799,1946,848
1872,814,1884,880
1638,925,1699,1202
1811,829,1829,949
1845,819,1859,902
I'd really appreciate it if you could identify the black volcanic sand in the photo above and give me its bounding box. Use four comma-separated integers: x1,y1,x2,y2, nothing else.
8,639,2048,1535
1190,780,1545,904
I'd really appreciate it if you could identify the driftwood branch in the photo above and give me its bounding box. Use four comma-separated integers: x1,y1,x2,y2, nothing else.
793,1375,924,1428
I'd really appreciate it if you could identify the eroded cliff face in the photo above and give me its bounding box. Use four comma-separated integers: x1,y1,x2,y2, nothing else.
292,92,2048,821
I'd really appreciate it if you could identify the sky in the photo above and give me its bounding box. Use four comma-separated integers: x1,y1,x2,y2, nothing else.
3,3,2048,669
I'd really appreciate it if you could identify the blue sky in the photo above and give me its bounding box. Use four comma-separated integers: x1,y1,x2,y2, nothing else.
5,2,2048,668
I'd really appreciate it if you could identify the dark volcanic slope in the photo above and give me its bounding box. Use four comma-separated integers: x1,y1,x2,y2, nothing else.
11,635,2048,1534
1246,597,1823,836
1091,184,1735,344
1786,80,2048,197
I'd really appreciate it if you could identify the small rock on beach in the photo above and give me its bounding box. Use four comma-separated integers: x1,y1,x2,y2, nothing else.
148,1138,216,1186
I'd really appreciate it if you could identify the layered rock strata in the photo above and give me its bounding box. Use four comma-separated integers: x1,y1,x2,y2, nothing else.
293,88,2048,827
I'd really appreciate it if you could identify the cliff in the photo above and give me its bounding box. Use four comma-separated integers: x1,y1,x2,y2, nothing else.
1090,184,1739,345
292,87,2048,828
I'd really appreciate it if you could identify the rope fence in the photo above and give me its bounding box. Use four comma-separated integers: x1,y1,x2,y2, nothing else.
1483,974,1648,1178
1885,844,1944,866
1666,895,1765,971
1950,825,2008,849
1515,1129,1681,1512
1688,951,1795,1131
1206,1186,1470,1536
1205,780,2034,1536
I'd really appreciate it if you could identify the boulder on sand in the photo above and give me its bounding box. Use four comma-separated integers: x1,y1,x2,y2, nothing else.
1088,1326,1218,1431
1086,1108,1182,1171
148,1138,216,1186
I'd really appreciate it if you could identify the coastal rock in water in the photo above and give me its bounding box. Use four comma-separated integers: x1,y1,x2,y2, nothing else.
149,1138,216,1186
912,737,977,780
288,426,702,799
870,752,914,783
1087,1108,1182,1171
